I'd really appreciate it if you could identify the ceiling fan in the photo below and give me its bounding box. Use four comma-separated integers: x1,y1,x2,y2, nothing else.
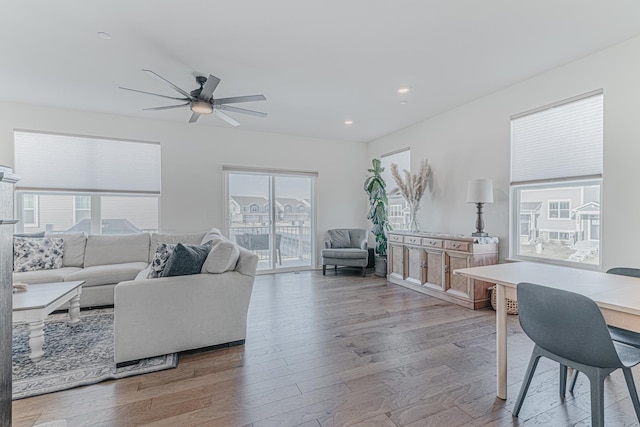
119,69,267,125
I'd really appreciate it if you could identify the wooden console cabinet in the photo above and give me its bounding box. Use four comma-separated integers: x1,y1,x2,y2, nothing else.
387,231,499,309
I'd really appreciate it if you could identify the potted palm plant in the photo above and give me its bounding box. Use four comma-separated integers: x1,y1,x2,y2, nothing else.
364,158,391,277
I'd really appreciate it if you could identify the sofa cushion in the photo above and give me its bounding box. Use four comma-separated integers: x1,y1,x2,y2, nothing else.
321,248,368,259
147,242,176,279
201,239,240,274
162,241,212,277
328,229,351,248
84,233,150,267
149,231,207,262
47,232,87,267
13,267,81,285
13,237,64,272
64,262,149,288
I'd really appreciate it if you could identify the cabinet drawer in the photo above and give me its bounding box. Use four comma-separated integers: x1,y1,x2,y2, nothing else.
422,238,443,248
388,234,404,243
404,236,422,245
445,240,470,252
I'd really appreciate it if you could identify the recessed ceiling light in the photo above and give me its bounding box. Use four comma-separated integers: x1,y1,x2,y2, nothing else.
344,120,353,125
97,32,112,40
400,100,408,105
398,88,410,94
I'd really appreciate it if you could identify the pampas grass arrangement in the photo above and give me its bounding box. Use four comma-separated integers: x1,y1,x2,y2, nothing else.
390,159,431,232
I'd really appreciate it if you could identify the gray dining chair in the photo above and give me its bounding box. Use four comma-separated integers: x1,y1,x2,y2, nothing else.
568,266,640,392
513,282,640,427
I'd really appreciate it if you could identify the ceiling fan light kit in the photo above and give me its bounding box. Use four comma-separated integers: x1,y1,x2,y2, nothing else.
119,70,267,125
190,101,213,114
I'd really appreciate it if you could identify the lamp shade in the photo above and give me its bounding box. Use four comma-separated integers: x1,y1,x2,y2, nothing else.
466,178,494,203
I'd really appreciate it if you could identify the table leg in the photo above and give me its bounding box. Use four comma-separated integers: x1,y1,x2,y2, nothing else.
496,283,508,399
28,319,45,362
68,292,81,326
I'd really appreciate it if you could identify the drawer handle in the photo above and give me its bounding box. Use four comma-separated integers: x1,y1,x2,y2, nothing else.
453,243,460,248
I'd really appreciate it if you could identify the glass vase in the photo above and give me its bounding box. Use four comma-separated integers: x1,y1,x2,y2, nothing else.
408,202,420,232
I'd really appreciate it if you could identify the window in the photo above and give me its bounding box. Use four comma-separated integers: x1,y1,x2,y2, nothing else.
510,91,602,267
389,204,403,217
74,196,91,223
548,231,572,241
22,194,38,227
14,131,160,234
548,200,570,219
225,166,316,273
520,215,531,236
381,148,410,230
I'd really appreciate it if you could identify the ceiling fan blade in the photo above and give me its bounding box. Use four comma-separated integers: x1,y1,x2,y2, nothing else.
142,69,193,99
119,87,189,101
189,112,201,123
142,103,190,111
217,104,267,118
213,95,267,105
199,74,220,102
214,109,240,126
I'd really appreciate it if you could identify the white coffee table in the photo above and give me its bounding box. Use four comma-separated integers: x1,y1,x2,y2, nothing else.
12,281,84,362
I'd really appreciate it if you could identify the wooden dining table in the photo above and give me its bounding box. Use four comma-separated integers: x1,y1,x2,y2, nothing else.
454,261,640,400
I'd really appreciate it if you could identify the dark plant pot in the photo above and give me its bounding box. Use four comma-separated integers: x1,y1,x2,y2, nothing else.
374,255,387,277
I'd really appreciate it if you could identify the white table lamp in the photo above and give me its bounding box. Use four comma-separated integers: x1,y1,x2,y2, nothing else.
466,178,494,237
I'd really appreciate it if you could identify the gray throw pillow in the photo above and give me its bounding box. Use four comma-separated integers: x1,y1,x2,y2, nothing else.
161,241,213,277
328,229,351,248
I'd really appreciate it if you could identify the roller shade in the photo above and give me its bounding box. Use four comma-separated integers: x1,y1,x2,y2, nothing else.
14,131,161,194
511,91,603,185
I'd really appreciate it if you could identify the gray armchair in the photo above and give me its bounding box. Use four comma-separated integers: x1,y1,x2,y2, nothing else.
321,228,368,276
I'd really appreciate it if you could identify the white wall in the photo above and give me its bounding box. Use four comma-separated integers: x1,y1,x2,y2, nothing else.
0,103,369,267
368,35,640,270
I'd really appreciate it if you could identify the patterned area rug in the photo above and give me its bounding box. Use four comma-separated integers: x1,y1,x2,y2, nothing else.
12,308,177,400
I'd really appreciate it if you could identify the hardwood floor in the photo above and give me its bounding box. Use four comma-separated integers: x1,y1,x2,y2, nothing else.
12,269,640,426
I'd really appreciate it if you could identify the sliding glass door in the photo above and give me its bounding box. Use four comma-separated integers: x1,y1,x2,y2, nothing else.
225,168,315,272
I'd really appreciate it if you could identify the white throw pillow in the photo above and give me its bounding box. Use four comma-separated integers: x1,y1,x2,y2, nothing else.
13,237,64,272
201,239,240,274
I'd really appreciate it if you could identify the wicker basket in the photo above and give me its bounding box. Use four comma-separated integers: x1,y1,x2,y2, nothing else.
489,286,518,315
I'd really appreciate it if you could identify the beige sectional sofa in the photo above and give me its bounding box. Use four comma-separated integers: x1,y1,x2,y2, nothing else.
13,228,259,364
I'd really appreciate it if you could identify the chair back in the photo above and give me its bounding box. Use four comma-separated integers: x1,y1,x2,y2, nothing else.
607,267,640,278
327,228,367,249
347,229,367,248
517,282,623,368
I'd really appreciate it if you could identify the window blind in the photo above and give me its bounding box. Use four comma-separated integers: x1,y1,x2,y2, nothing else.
14,131,161,194
510,91,603,185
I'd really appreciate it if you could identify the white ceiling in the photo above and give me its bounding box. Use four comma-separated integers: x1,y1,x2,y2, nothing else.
2,1,640,143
